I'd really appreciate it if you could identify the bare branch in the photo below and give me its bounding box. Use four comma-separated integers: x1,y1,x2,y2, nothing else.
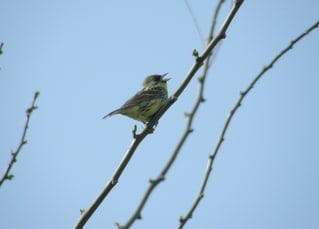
0,91,40,188
115,0,227,228
209,0,226,40
178,19,319,229
73,1,244,228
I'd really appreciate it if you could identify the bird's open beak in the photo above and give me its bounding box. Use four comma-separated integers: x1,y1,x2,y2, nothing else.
161,73,170,82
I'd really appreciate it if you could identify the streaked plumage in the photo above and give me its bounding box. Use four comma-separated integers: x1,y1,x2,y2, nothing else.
103,73,169,123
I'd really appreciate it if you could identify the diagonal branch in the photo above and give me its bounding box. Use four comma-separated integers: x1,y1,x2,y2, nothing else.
0,91,40,188
73,1,244,228
178,19,319,229
115,0,227,228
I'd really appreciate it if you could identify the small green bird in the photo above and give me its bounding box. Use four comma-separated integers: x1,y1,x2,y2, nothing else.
103,73,170,123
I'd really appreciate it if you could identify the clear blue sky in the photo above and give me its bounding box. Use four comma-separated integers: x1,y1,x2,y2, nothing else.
1,1,319,228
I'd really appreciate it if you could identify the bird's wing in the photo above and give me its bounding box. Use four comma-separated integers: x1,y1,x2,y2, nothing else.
103,87,164,119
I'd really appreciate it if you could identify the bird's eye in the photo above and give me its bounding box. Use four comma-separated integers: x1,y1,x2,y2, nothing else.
154,75,161,82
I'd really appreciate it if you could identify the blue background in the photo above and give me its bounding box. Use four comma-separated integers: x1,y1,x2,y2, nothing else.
1,1,319,228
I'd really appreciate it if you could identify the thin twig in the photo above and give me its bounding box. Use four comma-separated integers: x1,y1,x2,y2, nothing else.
0,42,4,55
115,0,226,228
178,19,319,229
0,91,40,188
184,0,205,46
206,0,225,67
73,1,243,228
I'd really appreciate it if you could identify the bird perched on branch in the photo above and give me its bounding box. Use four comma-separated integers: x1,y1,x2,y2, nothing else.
103,73,170,124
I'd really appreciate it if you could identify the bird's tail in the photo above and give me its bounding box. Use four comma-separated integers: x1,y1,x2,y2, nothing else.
102,109,121,119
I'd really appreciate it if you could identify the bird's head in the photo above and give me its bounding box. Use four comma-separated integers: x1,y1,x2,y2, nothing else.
142,73,170,88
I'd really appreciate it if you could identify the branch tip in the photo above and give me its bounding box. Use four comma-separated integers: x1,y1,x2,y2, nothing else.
179,216,186,223
0,42,3,54
192,49,199,58
132,125,138,138
6,174,14,180
34,91,40,99
209,154,216,160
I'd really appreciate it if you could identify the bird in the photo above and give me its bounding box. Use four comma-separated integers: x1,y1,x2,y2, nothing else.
103,73,170,123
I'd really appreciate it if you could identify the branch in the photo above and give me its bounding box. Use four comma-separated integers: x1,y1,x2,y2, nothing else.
178,19,319,229
0,91,40,188
184,0,205,46
115,0,227,228
73,1,243,228
0,42,3,55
